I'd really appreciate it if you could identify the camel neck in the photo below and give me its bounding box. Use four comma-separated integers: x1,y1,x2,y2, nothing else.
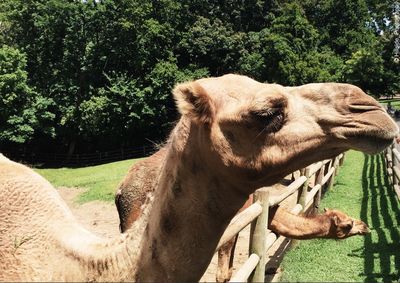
135,119,248,282
269,207,332,240
54,214,148,281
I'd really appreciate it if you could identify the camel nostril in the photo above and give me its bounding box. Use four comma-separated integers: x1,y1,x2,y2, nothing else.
359,229,369,235
348,104,381,113
358,224,370,234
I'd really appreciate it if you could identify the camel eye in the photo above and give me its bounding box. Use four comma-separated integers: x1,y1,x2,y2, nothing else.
343,222,353,231
250,108,285,132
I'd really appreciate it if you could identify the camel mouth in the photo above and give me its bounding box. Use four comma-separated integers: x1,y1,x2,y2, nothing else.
344,219,370,237
338,108,398,154
348,133,396,154
356,224,370,235
358,228,370,235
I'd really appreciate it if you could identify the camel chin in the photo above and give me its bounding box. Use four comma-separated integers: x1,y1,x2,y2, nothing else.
348,135,396,154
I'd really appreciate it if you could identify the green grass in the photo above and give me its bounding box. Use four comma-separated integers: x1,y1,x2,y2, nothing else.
379,99,400,109
35,158,143,203
379,98,400,104
280,150,400,282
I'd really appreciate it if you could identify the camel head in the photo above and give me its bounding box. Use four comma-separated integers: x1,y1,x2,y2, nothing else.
323,208,370,239
173,74,398,190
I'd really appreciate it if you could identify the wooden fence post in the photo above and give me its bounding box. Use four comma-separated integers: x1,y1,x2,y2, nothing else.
299,167,310,213
314,165,325,214
327,158,338,191
339,153,345,166
392,144,397,186
249,189,269,283
334,156,340,176
385,147,393,185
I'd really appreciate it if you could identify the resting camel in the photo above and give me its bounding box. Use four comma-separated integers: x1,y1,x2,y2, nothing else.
0,74,397,282
115,149,370,282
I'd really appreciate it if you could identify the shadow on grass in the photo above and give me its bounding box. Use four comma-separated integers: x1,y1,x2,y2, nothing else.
358,154,400,283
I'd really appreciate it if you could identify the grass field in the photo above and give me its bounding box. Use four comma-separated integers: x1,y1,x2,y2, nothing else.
35,158,143,203
379,98,400,109
280,150,400,282
35,150,400,281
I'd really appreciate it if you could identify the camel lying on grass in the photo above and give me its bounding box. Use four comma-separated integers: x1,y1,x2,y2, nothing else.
0,74,397,282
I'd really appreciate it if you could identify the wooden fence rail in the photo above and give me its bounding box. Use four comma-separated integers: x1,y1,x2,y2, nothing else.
212,153,345,283
384,144,400,200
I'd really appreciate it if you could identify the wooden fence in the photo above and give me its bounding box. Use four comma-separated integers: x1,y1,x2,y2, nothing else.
383,144,400,200
213,153,345,282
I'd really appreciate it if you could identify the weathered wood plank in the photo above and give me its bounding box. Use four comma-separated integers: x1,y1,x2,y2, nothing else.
269,176,307,206
229,254,260,282
321,167,335,186
216,202,263,250
305,184,321,206
250,189,270,283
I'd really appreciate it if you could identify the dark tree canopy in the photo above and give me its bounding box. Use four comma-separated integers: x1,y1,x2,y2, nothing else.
0,0,398,157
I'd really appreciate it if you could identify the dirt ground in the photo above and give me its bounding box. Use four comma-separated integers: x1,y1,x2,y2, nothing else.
58,187,121,239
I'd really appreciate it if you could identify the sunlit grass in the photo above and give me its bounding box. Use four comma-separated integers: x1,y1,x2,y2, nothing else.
35,158,143,203
281,150,400,282
379,98,400,109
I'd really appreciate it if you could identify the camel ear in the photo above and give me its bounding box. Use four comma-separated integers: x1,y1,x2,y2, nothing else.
332,215,340,226
173,81,215,124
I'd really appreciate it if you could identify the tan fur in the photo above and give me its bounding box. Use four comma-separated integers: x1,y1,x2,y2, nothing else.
173,81,216,124
134,75,397,281
115,148,166,232
0,157,149,281
0,74,397,282
269,206,369,240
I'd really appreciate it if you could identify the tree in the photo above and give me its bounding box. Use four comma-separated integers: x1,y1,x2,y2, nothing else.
0,45,54,144
344,45,394,98
238,3,344,85
178,16,244,75
0,0,398,158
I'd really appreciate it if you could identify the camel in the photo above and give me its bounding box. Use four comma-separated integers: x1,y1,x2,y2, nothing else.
116,148,166,232
216,206,369,282
115,150,369,240
0,153,148,281
115,151,369,282
0,74,397,282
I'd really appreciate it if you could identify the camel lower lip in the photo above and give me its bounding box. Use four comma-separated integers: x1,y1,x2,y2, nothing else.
365,135,395,143
351,135,394,154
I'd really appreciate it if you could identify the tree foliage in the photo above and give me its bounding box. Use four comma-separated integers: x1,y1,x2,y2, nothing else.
0,0,398,155
0,45,54,144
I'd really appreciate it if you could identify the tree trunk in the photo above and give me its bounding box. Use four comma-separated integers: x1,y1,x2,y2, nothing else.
67,138,77,161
